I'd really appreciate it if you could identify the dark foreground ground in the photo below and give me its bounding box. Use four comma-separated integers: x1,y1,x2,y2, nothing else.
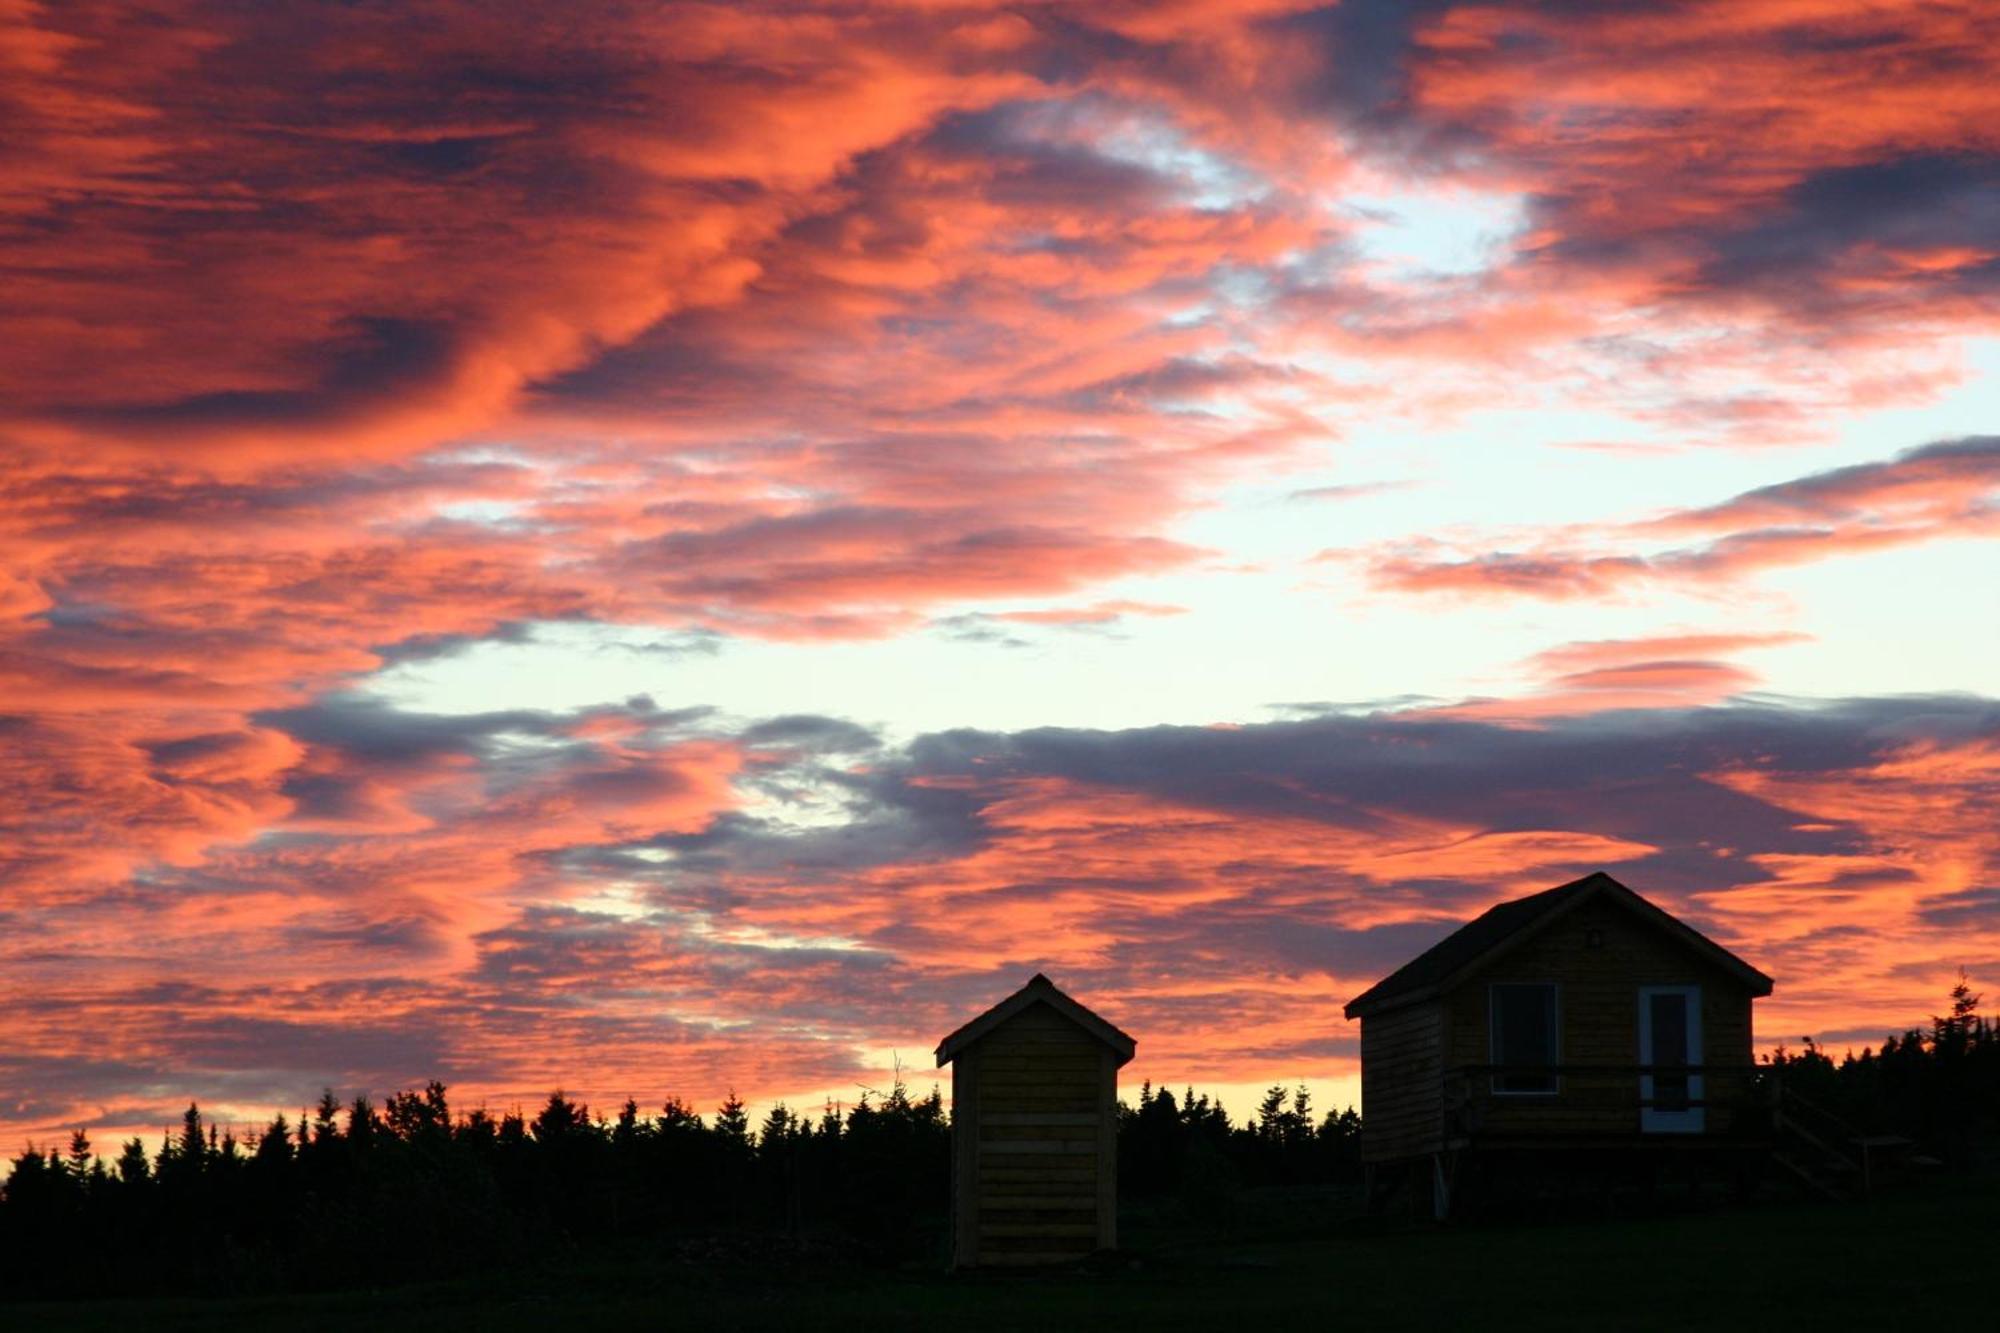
23,1180,1993,1331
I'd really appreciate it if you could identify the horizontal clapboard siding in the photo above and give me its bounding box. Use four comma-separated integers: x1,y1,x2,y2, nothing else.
952,998,1119,1266
1360,999,1445,1162
1443,898,1760,1137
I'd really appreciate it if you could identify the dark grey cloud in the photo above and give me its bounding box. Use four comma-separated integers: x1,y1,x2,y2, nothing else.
9,690,1996,1147
259,694,566,763
258,692,711,764
1674,435,2000,524
1696,155,2000,299
63,316,463,435
282,912,452,959
938,121,1175,212
254,692,721,830
738,715,881,755
1269,0,1455,128
930,614,1034,649
581,694,1997,1007
627,695,2000,912
1918,887,2000,931
601,629,727,660
373,620,540,668
1288,480,1416,503
897,703,1911,862
1522,151,2000,313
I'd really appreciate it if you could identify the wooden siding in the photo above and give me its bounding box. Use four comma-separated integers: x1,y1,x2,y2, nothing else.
953,1000,1118,1266
1359,999,1445,1163
1442,896,1757,1140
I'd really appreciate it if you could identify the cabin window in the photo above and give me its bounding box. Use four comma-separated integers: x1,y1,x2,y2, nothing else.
1490,983,1559,1094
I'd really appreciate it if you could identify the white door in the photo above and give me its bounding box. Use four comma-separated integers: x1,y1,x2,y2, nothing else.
1639,985,1704,1133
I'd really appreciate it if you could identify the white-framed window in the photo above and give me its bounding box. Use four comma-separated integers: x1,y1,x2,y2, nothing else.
1490,982,1560,1095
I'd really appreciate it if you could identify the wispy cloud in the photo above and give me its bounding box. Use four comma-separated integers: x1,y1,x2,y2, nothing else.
1348,437,2000,599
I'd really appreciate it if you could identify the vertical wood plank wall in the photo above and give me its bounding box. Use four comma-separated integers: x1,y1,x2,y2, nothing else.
953,1001,1117,1266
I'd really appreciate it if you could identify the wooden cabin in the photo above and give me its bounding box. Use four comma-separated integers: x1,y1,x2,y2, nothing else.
935,973,1135,1267
1343,871,1774,1213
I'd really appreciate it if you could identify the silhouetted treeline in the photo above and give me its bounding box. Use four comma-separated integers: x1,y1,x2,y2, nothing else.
21,975,1986,1305
0,1075,1358,1300
1766,972,2000,1169
1121,1082,1362,1222
0,1078,947,1300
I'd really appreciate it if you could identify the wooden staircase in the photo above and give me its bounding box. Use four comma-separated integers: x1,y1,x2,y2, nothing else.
1771,1084,1916,1200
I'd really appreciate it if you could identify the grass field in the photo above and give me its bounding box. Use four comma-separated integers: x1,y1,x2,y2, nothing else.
21,1181,1992,1331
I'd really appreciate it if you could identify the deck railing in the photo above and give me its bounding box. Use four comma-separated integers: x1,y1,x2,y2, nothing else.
1440,1063,1772,1140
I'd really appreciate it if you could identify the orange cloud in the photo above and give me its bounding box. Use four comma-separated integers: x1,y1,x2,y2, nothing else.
3,0,1998,1158
6,693,1998,1156
1416,630,1815,717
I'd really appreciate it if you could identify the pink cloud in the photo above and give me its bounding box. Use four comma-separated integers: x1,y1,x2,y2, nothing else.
1356,437,2000,600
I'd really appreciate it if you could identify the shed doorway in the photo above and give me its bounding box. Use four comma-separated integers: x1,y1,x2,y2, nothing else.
1639,985,1704,1133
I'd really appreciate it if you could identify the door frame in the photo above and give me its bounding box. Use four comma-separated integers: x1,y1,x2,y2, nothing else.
1638,984,1704,1134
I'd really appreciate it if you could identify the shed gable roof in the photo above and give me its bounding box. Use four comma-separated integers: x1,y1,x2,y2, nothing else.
935,973,1137,1068
1342,871,1774,1019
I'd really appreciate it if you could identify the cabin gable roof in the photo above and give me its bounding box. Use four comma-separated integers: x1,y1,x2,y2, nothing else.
1342,871,1774,1020
935,972,1137,1068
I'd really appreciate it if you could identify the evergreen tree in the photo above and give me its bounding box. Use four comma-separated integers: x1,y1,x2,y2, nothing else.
532,1091,584,1142
312,1089,341,1145
255,1114,293,1164
613,1097,643,1147
115,1137,151,1187
758,1103,798,1146
1255,1084,1288,1140
65,1128,93,1181
176,1104,205,1173
714,1091,750,1145
346,1094,379,1148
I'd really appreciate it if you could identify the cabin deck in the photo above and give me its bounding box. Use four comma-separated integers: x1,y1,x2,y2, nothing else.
1369,1063,1898,1217
1441,1062,1772,1149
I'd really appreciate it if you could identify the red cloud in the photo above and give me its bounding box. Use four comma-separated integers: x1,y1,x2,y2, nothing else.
3,1,1999,1159
6,694,1998,1160
1408,0,2000,319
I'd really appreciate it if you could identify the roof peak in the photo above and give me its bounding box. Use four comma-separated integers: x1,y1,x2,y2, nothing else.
1344,870,1772,1019
935,973,1136,1068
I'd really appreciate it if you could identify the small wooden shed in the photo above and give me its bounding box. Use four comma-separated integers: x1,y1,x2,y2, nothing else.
1343,871,1774,1211
935,973,1135,1267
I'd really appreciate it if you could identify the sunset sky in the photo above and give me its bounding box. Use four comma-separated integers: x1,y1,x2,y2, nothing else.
3,0,1997,1150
